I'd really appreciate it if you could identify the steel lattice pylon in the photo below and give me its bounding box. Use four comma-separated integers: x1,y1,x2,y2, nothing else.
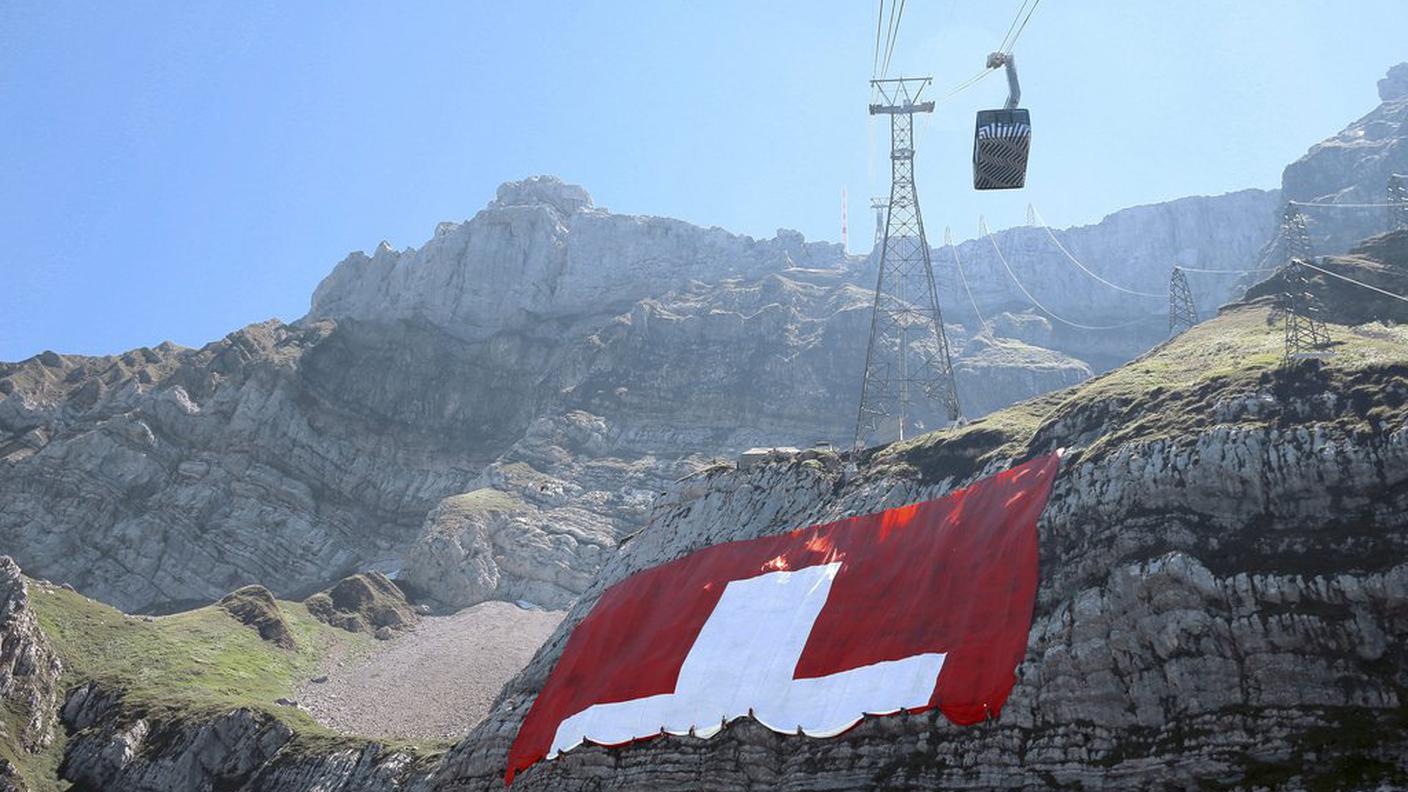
1168,266,1197,336
1389,174,1408,232
1282,203,1313,261
870,197,889,251
1282,258,1333,363
854,77,961,450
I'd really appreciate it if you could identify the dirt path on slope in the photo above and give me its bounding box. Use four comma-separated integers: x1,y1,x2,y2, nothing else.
299,600,563,741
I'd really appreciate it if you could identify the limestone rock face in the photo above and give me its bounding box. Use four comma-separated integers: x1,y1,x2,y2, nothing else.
0,170,1334,620
0,319,516,613
58,682,434,792
1281,62,1408,253
0,556,62,780
429,347,1408,791
4,181,1133,614
931,189,1279,369
307,176,840,343
1380,62,1408,103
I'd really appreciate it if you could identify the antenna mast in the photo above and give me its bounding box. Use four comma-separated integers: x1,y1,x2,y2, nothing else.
841,187,849,253
853,77,961,450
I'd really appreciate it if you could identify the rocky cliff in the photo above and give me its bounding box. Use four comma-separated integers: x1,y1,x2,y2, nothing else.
36,234,1406,791
0,319,507,612
0,559,62,791
1,168,1274,614
428,236,1408,791
1281,62,1408,254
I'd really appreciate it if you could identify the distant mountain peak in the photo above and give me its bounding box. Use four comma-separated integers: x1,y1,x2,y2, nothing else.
1378,62,1408,102
490,175,593,216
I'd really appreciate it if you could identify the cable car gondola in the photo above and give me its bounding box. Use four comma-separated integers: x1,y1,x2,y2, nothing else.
973,52,1031,191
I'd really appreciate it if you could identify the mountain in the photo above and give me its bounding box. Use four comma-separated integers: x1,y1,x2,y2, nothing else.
4,232,1405,791
0,174,1268,614
430,231,1408,791
2,60,1408,792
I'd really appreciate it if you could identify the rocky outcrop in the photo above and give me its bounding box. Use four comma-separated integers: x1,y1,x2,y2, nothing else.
308,176,845,342
38,352,1408,792
218,585,297,650
58,682,434,792
0,557,62,790
0,67,1387,635
304,572,417,639
1281,62,1408,254
0,318,513,613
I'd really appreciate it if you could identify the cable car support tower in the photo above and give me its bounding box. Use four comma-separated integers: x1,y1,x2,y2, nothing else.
854,77,961,450
1168,267,1196,336
871,197,889,251
1278,204,1333,362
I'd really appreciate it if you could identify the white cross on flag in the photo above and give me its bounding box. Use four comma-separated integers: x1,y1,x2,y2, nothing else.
506,453,1061,783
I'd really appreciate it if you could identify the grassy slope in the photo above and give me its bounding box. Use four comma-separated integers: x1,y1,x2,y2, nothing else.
0,701,63,792
22,582,444,789
871,300,1408,483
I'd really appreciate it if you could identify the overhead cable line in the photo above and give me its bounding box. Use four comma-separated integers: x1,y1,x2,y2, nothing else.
878,0,900,78
1028,204,1164,298
1301,261,1408,305
1287,200,1408,209
932,0,1036,106
935,67,998,104
946,227,991,335
997,0,1033,53
872,0,886,79
881,0,907,78
920,0,1042,119
1003,0,1043,53
1178,229,1286,274
982,219,1151,331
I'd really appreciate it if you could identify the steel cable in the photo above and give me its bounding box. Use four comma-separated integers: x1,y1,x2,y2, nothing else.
984,222,1152,331
1301,261,1408,304
946,227,991,335
1029,205,1164,298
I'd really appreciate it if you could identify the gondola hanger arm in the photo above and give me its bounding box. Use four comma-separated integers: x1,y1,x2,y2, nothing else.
985,52,1020,109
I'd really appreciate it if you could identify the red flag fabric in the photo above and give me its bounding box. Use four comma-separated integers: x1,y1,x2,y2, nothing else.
506,452,1061,783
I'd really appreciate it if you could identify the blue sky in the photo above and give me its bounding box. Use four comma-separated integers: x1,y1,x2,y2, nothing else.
1,1,1404,360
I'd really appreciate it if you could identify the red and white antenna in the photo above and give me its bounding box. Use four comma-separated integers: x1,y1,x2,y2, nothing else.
841,187,849,253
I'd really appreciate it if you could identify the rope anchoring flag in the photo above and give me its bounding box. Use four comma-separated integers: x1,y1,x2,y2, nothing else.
506,452,1062,783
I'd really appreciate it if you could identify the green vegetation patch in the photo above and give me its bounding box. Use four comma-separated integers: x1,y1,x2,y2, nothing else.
27,580,451,782
439,487,526,516
0,700,64,792
31,582,357,725
870,302,1408,485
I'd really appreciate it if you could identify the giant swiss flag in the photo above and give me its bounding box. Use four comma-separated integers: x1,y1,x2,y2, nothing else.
506,452,1061,783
